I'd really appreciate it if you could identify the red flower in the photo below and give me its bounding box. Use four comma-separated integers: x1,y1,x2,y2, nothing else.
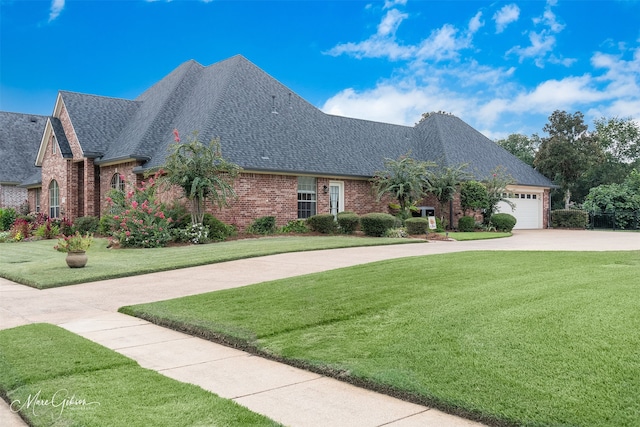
173,129,180,142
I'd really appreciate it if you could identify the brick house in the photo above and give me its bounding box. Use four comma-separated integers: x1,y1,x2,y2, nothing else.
0,112,47,212
5,55,554,229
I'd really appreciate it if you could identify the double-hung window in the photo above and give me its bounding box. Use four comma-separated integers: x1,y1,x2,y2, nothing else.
297,177,316,219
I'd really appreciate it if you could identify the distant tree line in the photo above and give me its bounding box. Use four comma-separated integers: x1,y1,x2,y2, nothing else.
495,111,640,209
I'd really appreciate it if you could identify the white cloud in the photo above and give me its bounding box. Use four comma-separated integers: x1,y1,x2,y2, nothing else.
505,0,571,68
468,11,484,34
384,0,407,9
321,1,640,137
48,0,65,22
493,4,520,33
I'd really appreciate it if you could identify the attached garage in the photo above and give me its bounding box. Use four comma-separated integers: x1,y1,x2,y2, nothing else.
496,187,544,229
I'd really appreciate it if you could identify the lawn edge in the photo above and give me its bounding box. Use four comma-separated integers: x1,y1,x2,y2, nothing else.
118,308,517,427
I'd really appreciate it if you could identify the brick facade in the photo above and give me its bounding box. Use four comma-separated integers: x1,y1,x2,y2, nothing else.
0,185,28,210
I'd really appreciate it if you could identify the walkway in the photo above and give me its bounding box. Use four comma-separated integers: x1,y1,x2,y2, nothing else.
1,230,639,426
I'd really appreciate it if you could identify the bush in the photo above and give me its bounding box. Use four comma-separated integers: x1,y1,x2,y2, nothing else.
490,213,517,232
360,212,396,237
405,217,429,234
247,216,276,234
551,209,588,229
173,223,209,244
0,208,17,231
98,215,118,235
457,216,476,232
202,213,236,241
307,214,337,234
164,202,191,230
73,216,99,234
337,212,359,234
33,221,60,239
384,228,408,238
435,217,445,232
280,219,309,234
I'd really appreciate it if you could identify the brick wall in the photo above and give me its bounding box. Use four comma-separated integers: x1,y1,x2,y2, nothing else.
0,185,28,210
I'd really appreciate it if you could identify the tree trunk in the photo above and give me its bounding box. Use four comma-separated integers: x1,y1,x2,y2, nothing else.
564,189,572,209
191,196,205,225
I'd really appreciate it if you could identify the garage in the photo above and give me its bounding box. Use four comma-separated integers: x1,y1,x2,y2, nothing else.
496,191,543,229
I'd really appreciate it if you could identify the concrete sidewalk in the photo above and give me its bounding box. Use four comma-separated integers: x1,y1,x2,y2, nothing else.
1,230,639,426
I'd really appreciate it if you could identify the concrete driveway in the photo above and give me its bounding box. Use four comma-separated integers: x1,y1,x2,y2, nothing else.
1,229,638,427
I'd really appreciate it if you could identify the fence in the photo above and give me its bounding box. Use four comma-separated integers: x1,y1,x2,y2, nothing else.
589,210,640,230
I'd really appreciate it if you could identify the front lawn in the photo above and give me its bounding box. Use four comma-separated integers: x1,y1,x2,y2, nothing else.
121,250,640,426
0,323,279,427
438,231,511,241
0,235,420,289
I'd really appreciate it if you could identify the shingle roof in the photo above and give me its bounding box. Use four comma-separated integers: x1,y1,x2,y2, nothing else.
31,55,555,188
0,112,46,184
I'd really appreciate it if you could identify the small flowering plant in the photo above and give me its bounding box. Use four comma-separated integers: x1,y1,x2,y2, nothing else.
54,232,93,253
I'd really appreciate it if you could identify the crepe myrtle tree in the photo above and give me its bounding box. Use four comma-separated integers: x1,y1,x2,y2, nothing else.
161,130,241,225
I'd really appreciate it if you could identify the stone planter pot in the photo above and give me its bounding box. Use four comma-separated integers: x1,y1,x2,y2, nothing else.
66,251,88,268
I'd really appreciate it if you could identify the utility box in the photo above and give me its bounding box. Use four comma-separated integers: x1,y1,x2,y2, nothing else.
413,206,435,217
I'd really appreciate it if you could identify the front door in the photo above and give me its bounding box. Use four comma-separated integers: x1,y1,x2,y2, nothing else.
329,181,344,217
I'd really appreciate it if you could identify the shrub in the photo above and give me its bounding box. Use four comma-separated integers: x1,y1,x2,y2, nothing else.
9,218,31,241
98,215,118,235
337,212,359,234
0,208,17,231
384,228,408,238
405,217,429,234
360,212,396,237
435,217,445,232
490,213,517,232
106,173,172,248
307,214,337,234
73,216,99,234
33,221,60,239
247,216,276,234
203,213,236,241
164,202,191,231
280,219,309,234
551,209,588,229
457,216,476,232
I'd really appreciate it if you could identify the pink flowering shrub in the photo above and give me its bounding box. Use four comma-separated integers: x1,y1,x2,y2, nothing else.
105,171,172,248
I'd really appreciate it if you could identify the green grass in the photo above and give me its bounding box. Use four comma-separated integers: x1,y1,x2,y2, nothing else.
121,251,640,426
439,231,511,241
0,323,280,427
0,235,420,289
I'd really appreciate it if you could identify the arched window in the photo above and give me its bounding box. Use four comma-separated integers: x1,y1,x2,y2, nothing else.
110,173,125,192
49,180,60,218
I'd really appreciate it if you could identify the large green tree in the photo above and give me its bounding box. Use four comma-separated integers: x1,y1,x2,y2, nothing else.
534,111,603,208
495,133,540,167
372,153,433,219
162,131,241,225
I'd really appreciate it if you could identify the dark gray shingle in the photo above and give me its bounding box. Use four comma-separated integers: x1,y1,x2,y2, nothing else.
0,112,47,183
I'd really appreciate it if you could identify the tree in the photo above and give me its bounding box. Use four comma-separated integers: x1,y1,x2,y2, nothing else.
495,133,539,166
162,131,241,225
372,153,433,219
534,111,603,208
483,166,515,224
425,163,470,226
594,116,640,164
460,181,488,216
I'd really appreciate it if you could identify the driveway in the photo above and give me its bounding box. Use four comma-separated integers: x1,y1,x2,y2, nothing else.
1,230,638,427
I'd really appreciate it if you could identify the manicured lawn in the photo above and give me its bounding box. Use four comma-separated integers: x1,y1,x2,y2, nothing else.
0,323,280,427
0,235,420,289
121,251,640,426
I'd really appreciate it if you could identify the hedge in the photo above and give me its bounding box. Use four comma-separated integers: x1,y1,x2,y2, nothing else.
360,212,396,237
551,209,588,229
405,217,429,234
490,213,517,232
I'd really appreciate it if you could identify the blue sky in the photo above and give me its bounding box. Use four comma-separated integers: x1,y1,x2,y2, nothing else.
1,0,639,139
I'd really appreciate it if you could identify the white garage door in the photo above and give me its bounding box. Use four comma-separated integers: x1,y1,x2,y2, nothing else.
496,192,542,229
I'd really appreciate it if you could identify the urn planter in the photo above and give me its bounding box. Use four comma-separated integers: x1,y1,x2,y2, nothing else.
66,251,88,268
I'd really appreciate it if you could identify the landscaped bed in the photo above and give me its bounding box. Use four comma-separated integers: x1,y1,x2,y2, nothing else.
0,235,421,289
0,323,280,427
120,250,640,426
